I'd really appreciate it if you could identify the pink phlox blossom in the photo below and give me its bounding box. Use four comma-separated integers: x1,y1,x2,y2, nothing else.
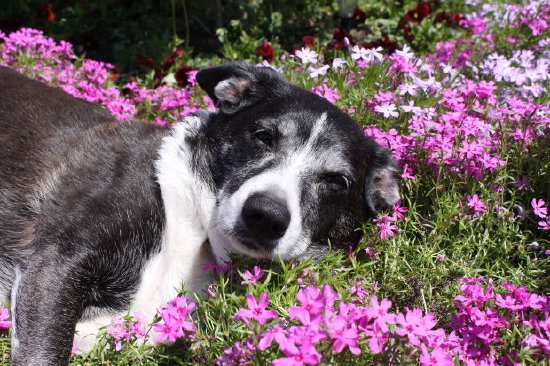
201,260,232,274
216,339,256,366
419,344,454,366
311,84,340,103
373,214,398,240
107,312,148,351
237,293,278,325
272,339,322,366
466,194,488,217
531,198,547,218
388,54,418,74
258,324,287,350
326,315,361,355
0,307,11,330
153,297,196,343
241,265,265,285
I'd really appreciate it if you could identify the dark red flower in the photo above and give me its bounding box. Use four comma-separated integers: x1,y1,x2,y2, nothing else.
37,4,55,22
403,25,414,41
256,39,274,63
107,66,119,82
172,46,184,59
332,28,353,50
417,2,431,18
175,65,193,87
162,55,176,71
136,57,156,69
302,36,317,48
353,7,367,23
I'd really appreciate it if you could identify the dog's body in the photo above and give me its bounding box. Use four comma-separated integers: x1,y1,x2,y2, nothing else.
0,63,399,365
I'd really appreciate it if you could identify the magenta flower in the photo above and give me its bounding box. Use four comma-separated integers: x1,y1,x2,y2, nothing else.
326,315,361,355
531,198,547,218
0,307,11,330
241,266,265,285
237,293,278,325
272,340,322,366
153,297,196,344
466,194,488,217
419,345,453,366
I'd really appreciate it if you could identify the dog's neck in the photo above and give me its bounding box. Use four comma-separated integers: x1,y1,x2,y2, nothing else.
131,117,217,314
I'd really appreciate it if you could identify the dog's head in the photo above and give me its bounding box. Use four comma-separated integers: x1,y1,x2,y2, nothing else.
196,63,399,260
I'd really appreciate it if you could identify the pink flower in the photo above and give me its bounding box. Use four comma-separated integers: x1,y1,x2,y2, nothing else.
241,266,265,285
0,307,11,330
327,315,361,355
466,194,488,217
272,340,322,366
531,198,547,218
419,345,453,366
237,293,278,325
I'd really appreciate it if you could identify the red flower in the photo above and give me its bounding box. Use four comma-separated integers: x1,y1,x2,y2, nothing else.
417,2,431,18
175,65,193,87
107,66,119,82
403,25,414,41
136,57,156,69
256,39,274,63
162,47,185,70
37,4,55,22
302,35,317,48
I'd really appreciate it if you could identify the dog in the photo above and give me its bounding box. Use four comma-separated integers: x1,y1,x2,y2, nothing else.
0,62,399,365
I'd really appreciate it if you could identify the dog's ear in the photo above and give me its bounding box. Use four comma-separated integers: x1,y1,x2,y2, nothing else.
196,62,286,114
364,144,400,214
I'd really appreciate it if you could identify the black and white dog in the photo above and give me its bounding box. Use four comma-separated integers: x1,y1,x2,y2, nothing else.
0,63,399,365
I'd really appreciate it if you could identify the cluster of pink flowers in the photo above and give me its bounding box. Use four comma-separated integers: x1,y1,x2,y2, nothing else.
0,307,11,330
0,28,207,124
372,201,408,242
152,296,196,344
106,312,148,351
219,277,549,365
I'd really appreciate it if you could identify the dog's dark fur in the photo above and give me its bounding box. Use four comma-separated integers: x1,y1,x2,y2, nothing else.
0,63,399,365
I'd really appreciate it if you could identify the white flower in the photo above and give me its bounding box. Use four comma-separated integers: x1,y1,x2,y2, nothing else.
351,45,368,61
352,46,383,64
332,58,347,70
395,44,414,61
400,100,421,114
308,65,330,79
397,83,418,96
295,47,318,65
365,47,384,63
374,103,399,118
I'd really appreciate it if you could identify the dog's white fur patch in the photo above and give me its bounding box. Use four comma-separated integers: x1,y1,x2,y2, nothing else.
73,117,218,352
10,267,22,352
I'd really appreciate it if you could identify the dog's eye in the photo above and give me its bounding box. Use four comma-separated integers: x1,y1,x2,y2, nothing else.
254,129,273,147
321,173,350,191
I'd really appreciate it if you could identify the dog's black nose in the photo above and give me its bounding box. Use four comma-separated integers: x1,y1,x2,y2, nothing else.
242,193,290,240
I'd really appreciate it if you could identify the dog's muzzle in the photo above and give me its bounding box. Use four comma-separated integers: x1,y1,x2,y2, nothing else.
241,193,290,248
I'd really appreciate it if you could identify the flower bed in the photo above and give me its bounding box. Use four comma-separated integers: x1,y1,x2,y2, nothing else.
0,0,548,364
